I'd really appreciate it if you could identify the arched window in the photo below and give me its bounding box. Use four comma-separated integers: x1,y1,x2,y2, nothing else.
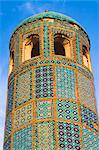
82,45,89,67
23,34,40,62
63,39,71,58
31,35,40,57
54,34,71,57
8,51,14,75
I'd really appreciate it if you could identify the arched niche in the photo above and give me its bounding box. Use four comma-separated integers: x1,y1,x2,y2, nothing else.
54,33,71,57
22,34,40,62
31,35,40,57
82,45,92,70
8,51,14,75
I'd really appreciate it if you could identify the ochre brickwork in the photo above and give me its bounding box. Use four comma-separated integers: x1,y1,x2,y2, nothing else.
4,11,98,150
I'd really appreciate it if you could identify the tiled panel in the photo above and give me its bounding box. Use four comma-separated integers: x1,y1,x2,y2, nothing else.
57,100,79,122
76,35,82,64
14,103,33,129
4,113,12,140
36,100,53,119
4,137,11,150
78,72,94,106
7,80,14,113
56,66,76,100
35,121,56,150
82,126,99,150
81,105,98,132
15,70,32,107
58,122,81,150
13,125,32,150
35,66,54,99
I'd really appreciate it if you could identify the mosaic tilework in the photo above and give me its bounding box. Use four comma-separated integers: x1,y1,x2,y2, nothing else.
56,66,76,100
7,80,14,113
15,70,32,107
9,58,93,82
15,35,19,68
81,105,98,132
14,11,78,29
77,66,92,80
4,137,11,150
81,97,96,112
57,100,79,122
5,11,98,150
5,113,12,140
78,72,94,103
58,122,81,150
82,126,99,150
76,34,82,64
13,125,32,150
14,103,33,129
44,26,50,57
36,100,53,119
35,121,56,150
35,66,54,99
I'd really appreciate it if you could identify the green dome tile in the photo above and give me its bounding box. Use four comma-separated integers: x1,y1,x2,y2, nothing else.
11,11,87,37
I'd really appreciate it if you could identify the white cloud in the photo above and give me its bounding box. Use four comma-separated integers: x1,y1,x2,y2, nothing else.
17,2,35,14
16,2,45,15
19,2,33,10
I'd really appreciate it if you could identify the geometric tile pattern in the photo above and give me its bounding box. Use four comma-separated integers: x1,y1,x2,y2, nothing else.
44,26,50,57
13,125,32,150
5,63,98,150
5,64,98,149
81,97,96,112
35,66,54,99
35,121,56,150
14,103,33,129
15,70,32,107
82,126,99,150
76,35,82,64
15,36,19,68
36,100,53,119
4,11,98,150
81,105,98,132
56,66,76,100
57,100,79,122
78,72,94,104
58,122,81,150
4,137,11,150
4,113,12,140
7,80,14,113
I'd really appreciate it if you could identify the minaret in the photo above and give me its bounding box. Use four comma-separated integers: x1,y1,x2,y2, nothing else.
4,11,98,150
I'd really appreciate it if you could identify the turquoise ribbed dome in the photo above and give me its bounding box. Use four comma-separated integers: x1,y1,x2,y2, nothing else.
11,11,89,43
13,11,83,33
20,11,78,25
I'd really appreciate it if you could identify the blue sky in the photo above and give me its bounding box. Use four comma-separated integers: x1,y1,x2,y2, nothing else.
0,0,99,149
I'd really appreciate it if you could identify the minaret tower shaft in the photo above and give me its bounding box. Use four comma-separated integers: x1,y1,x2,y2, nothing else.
4,11,98,150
